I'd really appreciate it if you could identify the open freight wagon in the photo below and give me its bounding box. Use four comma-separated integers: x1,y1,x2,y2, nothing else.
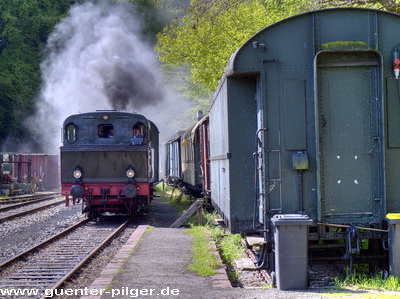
0,153,59,195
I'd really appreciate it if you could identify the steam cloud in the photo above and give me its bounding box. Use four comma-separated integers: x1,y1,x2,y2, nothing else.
31,0,173,153
43,0,163,111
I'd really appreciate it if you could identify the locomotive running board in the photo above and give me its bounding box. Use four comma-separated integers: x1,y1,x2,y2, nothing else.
170,199,204,228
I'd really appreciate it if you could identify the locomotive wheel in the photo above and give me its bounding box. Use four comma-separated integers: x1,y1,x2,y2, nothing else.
129,204,137,217
124,198,137,217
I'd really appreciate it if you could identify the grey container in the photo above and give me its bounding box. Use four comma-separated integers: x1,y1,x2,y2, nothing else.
271,214,313,290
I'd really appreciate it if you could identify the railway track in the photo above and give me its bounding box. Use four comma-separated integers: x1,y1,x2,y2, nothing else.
0,195,64,222
0,218,130,298
0,192,60,205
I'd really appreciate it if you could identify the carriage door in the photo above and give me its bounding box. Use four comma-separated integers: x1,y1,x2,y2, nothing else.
316,52,384,224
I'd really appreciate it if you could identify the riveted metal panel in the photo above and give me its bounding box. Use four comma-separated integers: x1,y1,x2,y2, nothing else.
284,80,307,150
227,77,257,229
61,150,148,183
210,81,231,223
209,8,400,233
387,78,400,148
316,52,384,224
313,10,378,52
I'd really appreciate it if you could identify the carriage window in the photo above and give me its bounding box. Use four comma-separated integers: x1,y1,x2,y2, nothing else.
98,124,114,138
66,124,76,143
131,122,145,145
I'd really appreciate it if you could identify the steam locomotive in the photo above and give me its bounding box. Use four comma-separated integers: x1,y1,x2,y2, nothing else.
165,8,400,289
61,110,159,218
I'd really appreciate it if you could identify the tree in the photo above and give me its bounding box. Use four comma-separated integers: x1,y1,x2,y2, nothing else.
0,0,71,150
156,0,398,110
125,0,179,43
156,0,311,105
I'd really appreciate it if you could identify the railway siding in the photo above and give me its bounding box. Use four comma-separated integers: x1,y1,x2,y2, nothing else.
0,196,64,222
0,219,130,297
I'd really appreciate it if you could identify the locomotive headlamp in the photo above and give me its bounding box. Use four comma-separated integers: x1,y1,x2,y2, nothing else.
102,115,109,120
126,166,135,178
73,167,83,179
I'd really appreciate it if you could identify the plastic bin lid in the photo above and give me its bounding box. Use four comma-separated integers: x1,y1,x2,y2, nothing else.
386,213,400,220
386,213,400,224
271,214,313,226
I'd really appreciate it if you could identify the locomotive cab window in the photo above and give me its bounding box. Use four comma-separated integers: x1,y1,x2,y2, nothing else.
131,122,145,145
98,124,114,138
66,124,77,143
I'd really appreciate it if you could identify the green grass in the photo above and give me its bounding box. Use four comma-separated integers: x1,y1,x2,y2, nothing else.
333,272,400,292
319,291,400,298
208,224,244,264
145,225,155,232
203,210,220,225
154,182,203,226
156,182,223,276
117,267,124,274
154,183,244,280
154,182,192,213
218,233,245,264
186,226,221,276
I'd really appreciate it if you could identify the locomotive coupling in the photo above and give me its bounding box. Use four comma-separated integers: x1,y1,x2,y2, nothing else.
343,226,360,260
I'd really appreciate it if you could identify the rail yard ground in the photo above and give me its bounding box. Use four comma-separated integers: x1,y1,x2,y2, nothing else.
66,193,400,299
1,195,400,298
79,198,400,299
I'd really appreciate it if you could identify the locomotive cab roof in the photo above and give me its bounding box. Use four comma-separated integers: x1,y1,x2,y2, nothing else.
62,111,158,146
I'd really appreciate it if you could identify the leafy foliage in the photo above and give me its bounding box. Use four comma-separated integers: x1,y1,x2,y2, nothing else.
0,0,71,149
0,0,167,150
0,0,397,149
156,0,399,110
156,0,312,94
126,0,178,44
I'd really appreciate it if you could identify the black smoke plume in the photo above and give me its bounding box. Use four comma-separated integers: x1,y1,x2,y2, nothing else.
30,0,166,153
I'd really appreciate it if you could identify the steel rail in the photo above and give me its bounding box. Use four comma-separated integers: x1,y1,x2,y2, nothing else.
0,192,60,204
0,195,60,212
42,218,131,298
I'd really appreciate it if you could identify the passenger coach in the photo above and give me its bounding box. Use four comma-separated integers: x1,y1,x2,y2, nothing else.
208,7,400,288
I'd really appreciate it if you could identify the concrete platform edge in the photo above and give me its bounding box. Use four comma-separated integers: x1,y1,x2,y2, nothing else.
80,224,148,299
209,236,232,289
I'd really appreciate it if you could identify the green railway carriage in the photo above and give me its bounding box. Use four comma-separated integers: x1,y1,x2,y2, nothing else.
208,8,400,287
